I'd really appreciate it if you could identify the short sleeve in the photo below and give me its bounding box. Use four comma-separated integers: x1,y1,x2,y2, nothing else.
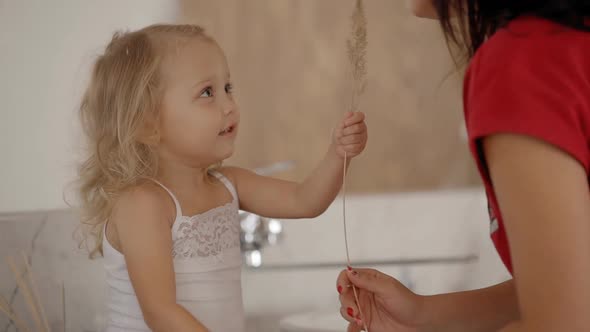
464,25,590,171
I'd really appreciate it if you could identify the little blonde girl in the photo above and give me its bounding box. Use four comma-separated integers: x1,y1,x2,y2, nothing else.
77,24,367,331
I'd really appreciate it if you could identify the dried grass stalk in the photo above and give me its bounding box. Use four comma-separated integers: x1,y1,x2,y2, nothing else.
21,252,51,331
6,255,49,332
342,0,369,331
343,0,368,266
0,294,31,332
62,281,66,332
346,0,368,113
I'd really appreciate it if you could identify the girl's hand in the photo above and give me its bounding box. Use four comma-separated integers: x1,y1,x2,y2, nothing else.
332,112,368,159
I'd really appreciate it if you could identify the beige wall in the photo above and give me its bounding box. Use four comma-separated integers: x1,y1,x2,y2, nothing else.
0,0,482,213
181,0,481,193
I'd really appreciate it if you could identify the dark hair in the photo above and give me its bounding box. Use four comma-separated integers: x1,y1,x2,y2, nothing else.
434,0,590,61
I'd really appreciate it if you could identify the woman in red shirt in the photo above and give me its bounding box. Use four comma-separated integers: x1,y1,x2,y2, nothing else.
337,1,590,331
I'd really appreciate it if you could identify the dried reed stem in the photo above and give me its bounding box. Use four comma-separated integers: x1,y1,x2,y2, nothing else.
6,256,44,332
343,0,369,331
21,252,51,332
62,281,66,332
346,0,368,114
0,294,30,332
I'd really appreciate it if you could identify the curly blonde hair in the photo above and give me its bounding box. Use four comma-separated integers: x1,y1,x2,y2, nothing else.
77,24,209,258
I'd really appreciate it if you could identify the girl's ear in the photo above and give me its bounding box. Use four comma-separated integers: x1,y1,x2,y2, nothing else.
137,112,160,146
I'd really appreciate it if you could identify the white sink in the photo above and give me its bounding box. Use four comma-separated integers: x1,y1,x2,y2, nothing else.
279,311,348,332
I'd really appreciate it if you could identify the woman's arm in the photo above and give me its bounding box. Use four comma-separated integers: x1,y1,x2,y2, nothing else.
484,134,590,332
418,279,518,332
336,269,518,332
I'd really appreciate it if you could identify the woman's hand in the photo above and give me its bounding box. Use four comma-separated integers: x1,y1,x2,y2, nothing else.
337,268,425,332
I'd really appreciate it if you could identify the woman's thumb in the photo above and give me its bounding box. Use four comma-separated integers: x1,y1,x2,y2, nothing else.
347,268,394,294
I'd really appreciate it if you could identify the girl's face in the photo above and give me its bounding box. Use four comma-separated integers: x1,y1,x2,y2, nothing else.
157,37,239,168
406,0,438,19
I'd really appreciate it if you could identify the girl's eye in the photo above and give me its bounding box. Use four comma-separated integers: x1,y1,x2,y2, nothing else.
200,87,213,98
225,83,234,94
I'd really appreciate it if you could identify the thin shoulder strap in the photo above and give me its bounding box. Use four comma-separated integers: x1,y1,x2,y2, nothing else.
149,179,183,218
210,171,238,202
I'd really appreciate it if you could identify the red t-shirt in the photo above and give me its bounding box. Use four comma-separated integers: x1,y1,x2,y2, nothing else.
464,16,590,274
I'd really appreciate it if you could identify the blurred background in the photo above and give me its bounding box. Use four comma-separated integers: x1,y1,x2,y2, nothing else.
0,1,509,331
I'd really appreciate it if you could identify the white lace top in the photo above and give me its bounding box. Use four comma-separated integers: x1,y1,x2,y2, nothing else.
102,171,245,332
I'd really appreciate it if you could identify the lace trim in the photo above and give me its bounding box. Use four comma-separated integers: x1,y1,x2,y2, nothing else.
171,200,240,260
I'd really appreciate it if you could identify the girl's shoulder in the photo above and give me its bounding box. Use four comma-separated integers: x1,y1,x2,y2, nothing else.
215,166,241,185
110,181,176,228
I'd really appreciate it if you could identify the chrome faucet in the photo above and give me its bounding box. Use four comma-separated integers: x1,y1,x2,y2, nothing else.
239,211,283,267
239,160,294,267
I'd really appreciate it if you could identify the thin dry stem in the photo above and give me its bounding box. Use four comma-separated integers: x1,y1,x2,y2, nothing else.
346,0,368,113
6,256,44,332
343,0,369,331
0,294,30,332
62,281,66,332
342,155,369,332
21,252,51,332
